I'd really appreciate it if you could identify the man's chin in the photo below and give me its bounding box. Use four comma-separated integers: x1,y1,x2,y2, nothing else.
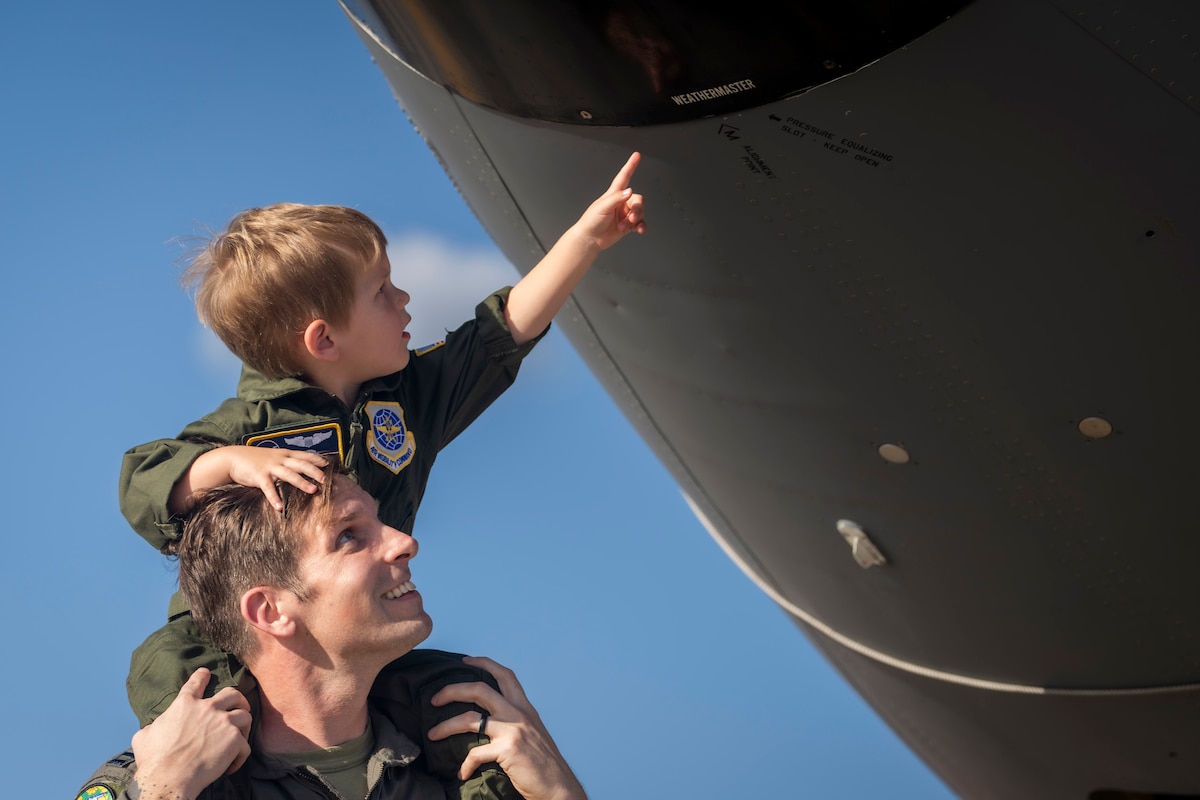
413,614,433,645
390,614,433,652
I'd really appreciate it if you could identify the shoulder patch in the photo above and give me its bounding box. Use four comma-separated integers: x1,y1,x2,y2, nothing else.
244,422,344,462
365,401,416,474
413,340,446,357
76,750,134,800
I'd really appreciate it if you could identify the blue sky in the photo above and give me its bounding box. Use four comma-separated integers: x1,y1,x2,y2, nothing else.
2,3,953,797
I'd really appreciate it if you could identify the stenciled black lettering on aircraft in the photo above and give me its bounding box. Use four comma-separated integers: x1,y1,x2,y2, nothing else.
740,144,777,179
776,117,895,168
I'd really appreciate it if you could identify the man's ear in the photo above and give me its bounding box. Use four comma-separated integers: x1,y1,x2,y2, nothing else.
302,318,340,362
241,586,297,639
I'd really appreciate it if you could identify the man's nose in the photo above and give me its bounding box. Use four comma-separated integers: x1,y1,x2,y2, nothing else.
382,525,417,561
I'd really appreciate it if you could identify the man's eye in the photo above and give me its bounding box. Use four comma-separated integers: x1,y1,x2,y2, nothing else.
337,530,357,547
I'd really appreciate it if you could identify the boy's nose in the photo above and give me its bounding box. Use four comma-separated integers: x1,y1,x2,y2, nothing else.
395,287,410,307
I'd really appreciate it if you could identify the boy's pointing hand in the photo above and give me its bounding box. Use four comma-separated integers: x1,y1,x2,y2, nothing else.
581,151,647,249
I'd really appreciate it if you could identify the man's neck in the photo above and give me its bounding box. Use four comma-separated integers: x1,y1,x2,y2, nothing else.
252,659,377,753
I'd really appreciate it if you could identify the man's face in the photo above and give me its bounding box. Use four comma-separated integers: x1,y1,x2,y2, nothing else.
289,477,431,664
336,253,412,382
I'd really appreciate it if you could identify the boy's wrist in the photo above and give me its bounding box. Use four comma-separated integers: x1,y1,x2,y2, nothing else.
563,222,604,256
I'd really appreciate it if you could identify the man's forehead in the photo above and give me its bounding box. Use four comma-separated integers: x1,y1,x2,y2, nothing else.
328,479,378,522
311,477,378,527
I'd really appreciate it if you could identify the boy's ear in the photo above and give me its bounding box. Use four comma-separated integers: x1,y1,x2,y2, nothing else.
302,318,339,362
241,586,297,639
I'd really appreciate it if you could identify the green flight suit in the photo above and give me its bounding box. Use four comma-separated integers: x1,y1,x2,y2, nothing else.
77,649,518,800
118,289,543,799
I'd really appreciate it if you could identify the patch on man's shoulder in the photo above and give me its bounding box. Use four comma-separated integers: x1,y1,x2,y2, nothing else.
244,422,344,461
365,400,416,474
413,340,446,357
75,750,134,800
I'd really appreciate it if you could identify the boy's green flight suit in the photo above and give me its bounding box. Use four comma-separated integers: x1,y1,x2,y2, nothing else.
121,288,539,551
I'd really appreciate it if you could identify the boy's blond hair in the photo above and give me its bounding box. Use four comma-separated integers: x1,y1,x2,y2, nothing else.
182,203,387,379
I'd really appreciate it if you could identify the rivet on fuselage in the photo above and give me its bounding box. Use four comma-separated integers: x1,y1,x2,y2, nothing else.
1078,417,1113,439
878,443,911,464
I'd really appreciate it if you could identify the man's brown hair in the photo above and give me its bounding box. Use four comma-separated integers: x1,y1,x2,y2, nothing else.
181,204,387,379
175,466,340,658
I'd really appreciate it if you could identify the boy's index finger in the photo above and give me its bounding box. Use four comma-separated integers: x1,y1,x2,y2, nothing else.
607,151,641,193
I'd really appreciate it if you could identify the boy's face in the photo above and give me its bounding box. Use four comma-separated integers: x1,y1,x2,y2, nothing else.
336,254,413,382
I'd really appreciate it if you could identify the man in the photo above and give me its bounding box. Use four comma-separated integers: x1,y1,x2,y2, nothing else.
78,469,587,800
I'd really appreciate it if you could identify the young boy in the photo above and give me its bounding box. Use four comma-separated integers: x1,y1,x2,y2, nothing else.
118,153,645,782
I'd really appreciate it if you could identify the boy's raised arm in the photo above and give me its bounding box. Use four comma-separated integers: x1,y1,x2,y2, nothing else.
504,151,646,345
168,445,328,514
121,396,332,551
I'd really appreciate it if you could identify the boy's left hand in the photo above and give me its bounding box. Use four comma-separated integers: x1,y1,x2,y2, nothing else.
579,151,647,249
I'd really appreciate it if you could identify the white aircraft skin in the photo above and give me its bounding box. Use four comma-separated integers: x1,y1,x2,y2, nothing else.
337,1,1200,796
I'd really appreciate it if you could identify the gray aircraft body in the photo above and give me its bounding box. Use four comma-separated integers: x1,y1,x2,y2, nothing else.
338,1,1200,796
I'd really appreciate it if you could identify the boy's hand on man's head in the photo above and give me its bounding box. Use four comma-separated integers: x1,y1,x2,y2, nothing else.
222,446,328,511
177,445,328,514
578,151,647,250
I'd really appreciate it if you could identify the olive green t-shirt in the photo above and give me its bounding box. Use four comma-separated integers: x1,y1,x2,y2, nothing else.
272,720,373,800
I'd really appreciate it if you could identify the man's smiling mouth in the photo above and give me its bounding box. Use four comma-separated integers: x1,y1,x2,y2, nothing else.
382,581,415,599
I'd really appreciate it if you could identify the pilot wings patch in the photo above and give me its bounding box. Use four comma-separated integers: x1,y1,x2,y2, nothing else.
244,422,344,462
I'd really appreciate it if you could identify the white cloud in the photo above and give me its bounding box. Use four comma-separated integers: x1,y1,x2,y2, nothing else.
195,324,242,385
387,231,576,388
387,231,523,348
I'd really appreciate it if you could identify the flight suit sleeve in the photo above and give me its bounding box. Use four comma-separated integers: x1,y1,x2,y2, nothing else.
117,398,262,552
75,750,138,800
410,286,548,451
476,285,548,363
373,650,520,800
119,437,218,552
